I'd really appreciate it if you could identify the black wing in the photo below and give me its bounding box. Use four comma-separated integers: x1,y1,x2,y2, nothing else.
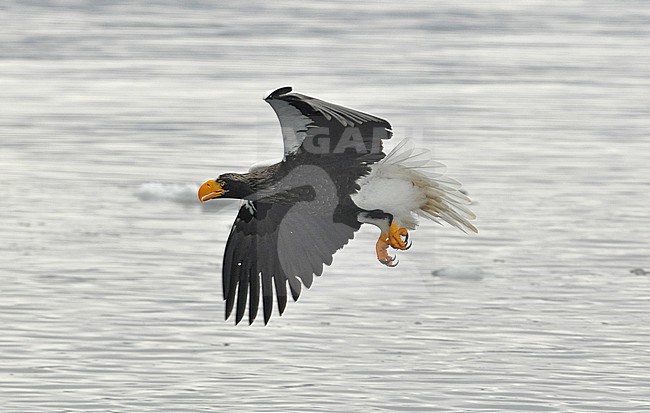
264,86,393,162
220,88,395,324
223,178,360,325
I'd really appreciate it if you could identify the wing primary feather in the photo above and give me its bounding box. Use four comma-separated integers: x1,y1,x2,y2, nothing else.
288,276,302,302
274,275,288,315
235,263,249,325
249,270,260,325
222,223,241,300
261,272,274,324
256,235,274,323
225,265,238,321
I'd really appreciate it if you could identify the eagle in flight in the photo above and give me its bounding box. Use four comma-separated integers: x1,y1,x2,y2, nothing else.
198,87,477,325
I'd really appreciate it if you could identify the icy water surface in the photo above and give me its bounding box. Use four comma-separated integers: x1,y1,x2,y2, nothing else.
2,1,650,411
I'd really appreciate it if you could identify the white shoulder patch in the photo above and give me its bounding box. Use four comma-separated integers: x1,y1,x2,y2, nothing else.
248,159,278,172
241,200,257,216
267,99,310,156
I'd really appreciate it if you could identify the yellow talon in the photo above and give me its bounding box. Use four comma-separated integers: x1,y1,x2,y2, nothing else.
388,222,409,250
376,233,398,267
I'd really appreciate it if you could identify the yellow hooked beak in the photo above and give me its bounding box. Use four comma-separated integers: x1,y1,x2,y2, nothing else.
198,179,226,202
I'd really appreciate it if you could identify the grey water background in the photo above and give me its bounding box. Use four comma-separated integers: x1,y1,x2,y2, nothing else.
1,1,649,411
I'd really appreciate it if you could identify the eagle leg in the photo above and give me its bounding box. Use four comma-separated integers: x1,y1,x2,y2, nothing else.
358,210,404,267
388,222,410,251
376,234,398,267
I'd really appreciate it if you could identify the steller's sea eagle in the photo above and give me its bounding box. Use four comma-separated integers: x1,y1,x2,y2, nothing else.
198,87,477,325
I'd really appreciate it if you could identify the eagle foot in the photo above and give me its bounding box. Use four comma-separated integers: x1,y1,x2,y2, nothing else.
388,223,410,251
376,234,398,267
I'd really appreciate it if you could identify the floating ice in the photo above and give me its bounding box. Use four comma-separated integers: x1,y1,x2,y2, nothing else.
431,266,485,281
135,182,199,205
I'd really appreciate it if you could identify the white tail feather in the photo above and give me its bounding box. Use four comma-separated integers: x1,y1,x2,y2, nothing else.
381,139,478,233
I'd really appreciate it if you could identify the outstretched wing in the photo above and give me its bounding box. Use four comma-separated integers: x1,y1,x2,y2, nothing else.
223,164,361,325
223,198,359,325
264,86,393,161
220,88,395,324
